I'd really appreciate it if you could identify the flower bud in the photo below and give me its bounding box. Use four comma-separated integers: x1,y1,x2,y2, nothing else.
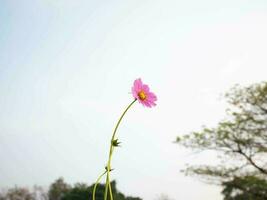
112,139,121,147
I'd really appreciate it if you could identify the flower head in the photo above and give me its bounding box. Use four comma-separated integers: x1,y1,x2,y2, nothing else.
131,78,157,108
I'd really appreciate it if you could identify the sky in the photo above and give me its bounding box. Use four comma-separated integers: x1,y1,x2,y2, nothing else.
0,0,267,199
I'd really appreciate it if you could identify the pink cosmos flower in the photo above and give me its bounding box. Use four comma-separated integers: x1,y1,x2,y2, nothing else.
131,78,157,108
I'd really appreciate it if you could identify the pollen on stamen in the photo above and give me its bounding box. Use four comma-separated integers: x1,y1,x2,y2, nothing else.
138,91,146,100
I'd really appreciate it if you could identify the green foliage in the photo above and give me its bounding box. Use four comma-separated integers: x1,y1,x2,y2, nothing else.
176,81,267,199
61,183,89,200
222,176,267,200
0,178,142,200
48,178,142,200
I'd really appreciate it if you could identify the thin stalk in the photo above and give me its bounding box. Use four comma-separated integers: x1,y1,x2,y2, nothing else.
104,99,137,200
92,171,107,200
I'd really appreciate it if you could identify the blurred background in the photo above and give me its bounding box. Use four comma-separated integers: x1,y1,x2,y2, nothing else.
0,0,267,199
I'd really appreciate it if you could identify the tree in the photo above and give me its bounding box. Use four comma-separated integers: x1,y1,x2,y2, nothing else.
176,82,267,199
222,176,267,200
0,179,141,200
61,183,88,200
32,186,48,200
0,186,48,200
5,187,34,200
48,178,70,200
62,180,142,200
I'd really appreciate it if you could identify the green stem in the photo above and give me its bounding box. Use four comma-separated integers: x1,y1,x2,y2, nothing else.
92,171,107,200
104,99,137,200
104,175,109,200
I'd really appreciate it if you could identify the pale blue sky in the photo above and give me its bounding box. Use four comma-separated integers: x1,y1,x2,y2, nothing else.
1,0,267,199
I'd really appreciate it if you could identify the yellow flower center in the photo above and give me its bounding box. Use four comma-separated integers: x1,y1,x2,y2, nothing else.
138,91,146,100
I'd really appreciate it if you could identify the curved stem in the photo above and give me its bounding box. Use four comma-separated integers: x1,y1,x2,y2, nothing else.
104,99,137,200
92,171,107,200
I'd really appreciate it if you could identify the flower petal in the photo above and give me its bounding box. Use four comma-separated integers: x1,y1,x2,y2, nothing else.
134,78,142,91
142,84,150,93
143,100,152,107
